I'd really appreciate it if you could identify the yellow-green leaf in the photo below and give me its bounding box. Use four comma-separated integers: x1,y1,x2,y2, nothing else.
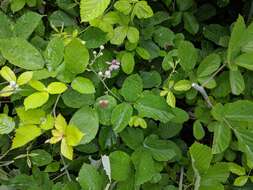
29,80,46,91
17,71,33,85
61,138,73,160
55,114,67,133
174,80,191,91
47,82,67,94
0,66,16,82
40,114,54,130
65,124,84,146
0,85,14,97
11,125,42,149
233,176,248,187
24,92,49,110
166,91,176,108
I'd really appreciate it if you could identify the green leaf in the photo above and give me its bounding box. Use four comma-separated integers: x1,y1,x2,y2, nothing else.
178,41,198,71
120,74,143,102
134,94,174,123
11,0,26,13
193,120,205,140
183,12,199,35
131,147,156,185
94,95,117,125
121,51,135,74
80,0,111,22
227,15,246,63
12,125,42,149
120,127,144,150
70,106,99,144
136,47,150,60
0,11,13,38
228,163,246,175
127,26,139,43
0,114,15,134
0,38,44,70
190,142,212,175
234,176,248,187
44,37,65,70
132,1,153,19
235,52,253,71
47,82,67,94
80,27,108,48
24,92,49,110
49,10,76,27
229,70,245,95
143,135,180,161
109,151,131,181
111,103,133,133
114,0,132,15
110,26,128,45
14,11,42,39
44,162,60,173
173,80,191,91
30,149,53,167
153,26,175,48
140,71,161,88
78,163,103,190
197,53,221,78
64,38,89,74
176,0,193,11
212,122,231,154
71,77,95,94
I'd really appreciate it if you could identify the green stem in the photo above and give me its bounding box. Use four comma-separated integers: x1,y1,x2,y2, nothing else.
60,154,71,182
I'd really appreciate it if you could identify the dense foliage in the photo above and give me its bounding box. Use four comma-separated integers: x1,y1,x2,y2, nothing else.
0,0,253,189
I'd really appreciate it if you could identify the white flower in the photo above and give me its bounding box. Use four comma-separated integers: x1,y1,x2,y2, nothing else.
98,71,103,76
100,45,104,50
104,70,111,78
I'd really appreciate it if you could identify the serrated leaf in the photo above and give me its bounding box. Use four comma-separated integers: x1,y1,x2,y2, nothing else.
235,52,253,71
78,163,103,190
110,151,131,181
229,70,245,95
0,114,15,134
212,122,231,154
134,94,174,123
80,0,111,22
14,11,42,39
0,38,44,70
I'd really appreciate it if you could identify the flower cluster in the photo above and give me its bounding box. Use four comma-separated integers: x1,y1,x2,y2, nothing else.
98,59,121,79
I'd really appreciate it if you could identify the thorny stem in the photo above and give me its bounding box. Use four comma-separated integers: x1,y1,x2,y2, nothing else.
60,154,71,182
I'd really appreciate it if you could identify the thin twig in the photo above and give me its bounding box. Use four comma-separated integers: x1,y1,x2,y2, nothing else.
201,64,226,87
0,149,11,160
52,94,61,118
60,154,71,182
179,167,184,190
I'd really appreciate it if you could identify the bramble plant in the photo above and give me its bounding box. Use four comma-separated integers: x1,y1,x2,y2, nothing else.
0,0,253,189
